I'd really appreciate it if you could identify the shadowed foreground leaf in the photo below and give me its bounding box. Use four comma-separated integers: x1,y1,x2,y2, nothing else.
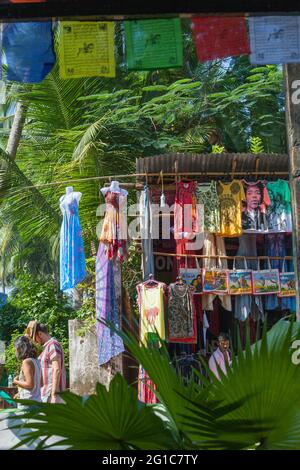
4,374,177,450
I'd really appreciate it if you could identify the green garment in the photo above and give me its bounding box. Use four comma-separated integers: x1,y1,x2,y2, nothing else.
196,181,220,233
267,180,292,232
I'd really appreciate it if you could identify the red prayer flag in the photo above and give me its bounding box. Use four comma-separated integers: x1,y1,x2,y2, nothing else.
192,17,250,62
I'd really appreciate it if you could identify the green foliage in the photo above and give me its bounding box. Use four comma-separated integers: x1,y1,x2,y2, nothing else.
250,136,265,154
0,273,74,372
211,144,225,153
4,331,23,375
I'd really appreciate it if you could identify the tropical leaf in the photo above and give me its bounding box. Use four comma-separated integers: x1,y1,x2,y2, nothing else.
5,374,178,450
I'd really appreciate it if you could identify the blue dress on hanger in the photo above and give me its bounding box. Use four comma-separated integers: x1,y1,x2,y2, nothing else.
60,193,87,291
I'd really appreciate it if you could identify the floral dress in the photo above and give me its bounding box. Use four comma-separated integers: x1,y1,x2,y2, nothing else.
196,181,220,233
168,283,196,343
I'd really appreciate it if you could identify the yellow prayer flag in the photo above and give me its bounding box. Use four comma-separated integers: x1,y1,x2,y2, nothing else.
58,21,116,79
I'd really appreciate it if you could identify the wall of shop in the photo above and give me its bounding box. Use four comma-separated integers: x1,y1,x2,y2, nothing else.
69,319,138,395
68,320,123,395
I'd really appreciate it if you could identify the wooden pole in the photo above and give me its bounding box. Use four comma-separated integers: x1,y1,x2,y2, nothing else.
284,64,300,321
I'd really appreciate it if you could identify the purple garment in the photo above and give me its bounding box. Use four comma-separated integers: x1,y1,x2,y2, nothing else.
96,242,125,366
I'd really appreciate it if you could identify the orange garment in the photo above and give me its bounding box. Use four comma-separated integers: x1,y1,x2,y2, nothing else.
217,180,245,237
99,191,127,261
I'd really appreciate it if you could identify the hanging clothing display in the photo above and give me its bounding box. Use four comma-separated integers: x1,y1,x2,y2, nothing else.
137,281,166,346
168,283,197,343
96,243,125,366
196,181,220,233
264,234,296,311
99,181,128,262
174,180,202,269
174,180,199,240
242,180,271,233
139,184,155,280
234,234,264,322
267,180,292,232
202,233,232,312
217,180,245,237
59,187,86,291
138,367,158,404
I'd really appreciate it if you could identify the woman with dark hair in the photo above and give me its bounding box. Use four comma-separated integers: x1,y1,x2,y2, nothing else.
13,336,42,408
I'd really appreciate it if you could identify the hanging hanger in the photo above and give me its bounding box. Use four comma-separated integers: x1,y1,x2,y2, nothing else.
144,273,159,287
176,275,184,285
160,170,166,208
143,160,149,187
180,174,194,183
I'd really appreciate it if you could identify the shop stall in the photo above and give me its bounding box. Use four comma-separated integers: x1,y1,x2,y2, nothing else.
132,152,295,401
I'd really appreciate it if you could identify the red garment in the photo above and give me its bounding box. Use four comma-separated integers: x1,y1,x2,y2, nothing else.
207,308,220,337
174,181,198,237
138,367,158,404
192,17,250,62
174,181,198,269
193,294,203,323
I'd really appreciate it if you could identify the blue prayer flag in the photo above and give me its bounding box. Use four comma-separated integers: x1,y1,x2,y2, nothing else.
2,21,55,83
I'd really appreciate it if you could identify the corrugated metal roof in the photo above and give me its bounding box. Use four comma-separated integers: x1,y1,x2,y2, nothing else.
136,153,289,182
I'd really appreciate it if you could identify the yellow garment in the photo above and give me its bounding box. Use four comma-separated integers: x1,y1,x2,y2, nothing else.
218,180,245,237
139,284,165,345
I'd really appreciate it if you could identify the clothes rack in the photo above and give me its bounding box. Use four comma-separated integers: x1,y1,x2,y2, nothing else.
137,250,293,261
16,171,289,191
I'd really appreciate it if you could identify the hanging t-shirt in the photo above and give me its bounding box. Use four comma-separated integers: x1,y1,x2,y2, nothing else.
217,180,245,237
242,180,270,233
266,180,292,232
196,181,220,233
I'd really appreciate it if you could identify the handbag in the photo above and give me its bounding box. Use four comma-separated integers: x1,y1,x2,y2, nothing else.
278,259,296,297
228,257,252,295
179,257,202,293
251,258,280,295
202,257,228,295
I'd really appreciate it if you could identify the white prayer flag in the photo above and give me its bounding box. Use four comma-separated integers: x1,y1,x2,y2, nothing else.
249,16,300,64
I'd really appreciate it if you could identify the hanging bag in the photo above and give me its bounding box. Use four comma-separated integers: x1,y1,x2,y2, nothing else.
251,258,280,295
228,257,253,295
278,259,296,297
179,256,202,293
202,256,228,295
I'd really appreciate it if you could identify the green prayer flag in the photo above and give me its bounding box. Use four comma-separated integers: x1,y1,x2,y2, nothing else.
124,19,183,70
